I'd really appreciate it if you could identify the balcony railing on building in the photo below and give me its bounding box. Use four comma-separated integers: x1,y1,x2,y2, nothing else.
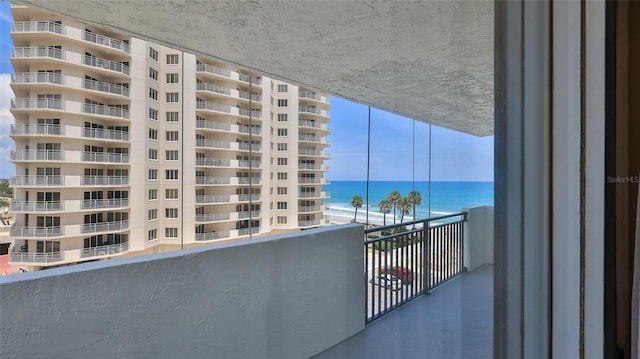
237,107,262,119
82,127,129,141
364,213,466,323
82,55,129,75
83,31,130,53
83,103,129,119
299,205,326,213
82,198,129,210
195,230,230,241
81,220,129,234
12,72,64,85
196,63,232,78
10,175,63,187
196,81,231,96
11,124,64,136
238,73,261,85
298,177,330,184
196,100,230,113
83,79,130,97
195,213,231,223
10,201,63,212
12,21,65,35
82,152,129,163
10,226,63,238
11,47,64,60
298,219,323,227
82,176,129,186
238,90,262,101
8,242,129,265
9,250,63,264
299,92,321,101
298,163,329,171
11,98,63,110
299,191,330,198
80,242,129,258
11,149,63,161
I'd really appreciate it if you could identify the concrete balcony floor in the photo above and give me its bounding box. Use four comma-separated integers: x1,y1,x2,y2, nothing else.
313,264,493,359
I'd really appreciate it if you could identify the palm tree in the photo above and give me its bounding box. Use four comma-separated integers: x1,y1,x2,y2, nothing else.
407,190,423,222
397,197,412,223
377,199,392,226
387,190,402,224
351,195,363,222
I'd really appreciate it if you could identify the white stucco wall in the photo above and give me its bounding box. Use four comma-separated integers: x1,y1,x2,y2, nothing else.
0,224,365,359
463,206,494,271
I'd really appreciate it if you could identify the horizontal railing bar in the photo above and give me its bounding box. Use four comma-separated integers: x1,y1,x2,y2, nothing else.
364,212,466,234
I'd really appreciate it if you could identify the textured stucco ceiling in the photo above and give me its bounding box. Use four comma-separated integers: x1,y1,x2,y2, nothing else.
16,0,494,136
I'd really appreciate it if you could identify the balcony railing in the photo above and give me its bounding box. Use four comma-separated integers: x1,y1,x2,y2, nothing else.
238,194,260,201
238,73,262,85
82,127,129,141
83,79,130,97
11,98,63,110
299,205,325,213
81,242,129,258
196,81,231,95
195,195,231,204
10,201,63,212
9,251,64,264
11,47,64,60
195,230,231,241
299,105,321,114
299,191,330,198
195,213,231,222
82,198,129,210
83,103,129,119
11,149,63,161
12,21,65,35
298,219,323,227
298,148,327,156
298,163,329,171
238,160,261,168
298,177,329,184
82,152,129,163
196,138,231,149
364,213,466,323
238,177,261,185
196,101,230,113
237,107,262,119
237,210,261,219
11,124,64,136
82,220,129,234
196,158,230,167
10,175,63,187
83,31,130,53
82,176,129,186
238,227,260,236
82,55,129,75
12,72,64,85
196,63,232,77
238,125,262,135
238,90,262,101
10,226,63,238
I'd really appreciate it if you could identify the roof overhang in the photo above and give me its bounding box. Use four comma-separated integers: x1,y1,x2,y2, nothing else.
15,0,494,136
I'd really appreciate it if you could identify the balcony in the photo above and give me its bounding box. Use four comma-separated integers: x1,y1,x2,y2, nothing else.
299,205,326,213
195,194,260,204
10,226,63,238
196,63,232,78
8,242,129,266
82,55,129,75
82,152,129,163
298,163,330,171
298,148,329,157
12,72,64,85
81,220,129,234
83,103,129,119
82,198,129,210
238,73,261,85
0,207,493,358
298,177,330,185
196,119,262,135
196,157,261,169
82,31,130,53
11,149,63,162
10,175,63,187
82,176,129,186
298,219,324,227
10,201,63,212
82,127,129,141
299,119,329,131
196,81,231,96
195,138,261,152
299,191,330,199
298,134,330,144
11,124,64,136
196,100,230,113
11,47,64,60
299,105,329,117
11,98,63,110
196,176,261,185
12,21,65,35
83,79,129,97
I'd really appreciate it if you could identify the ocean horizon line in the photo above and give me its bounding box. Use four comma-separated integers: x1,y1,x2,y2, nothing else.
326,179,494,183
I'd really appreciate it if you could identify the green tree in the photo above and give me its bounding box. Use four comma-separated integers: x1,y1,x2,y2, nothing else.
397,197,411,223
0,180,12,198
387,190,402,224
377,199,392,226
351,194,363,222
407,190,423,222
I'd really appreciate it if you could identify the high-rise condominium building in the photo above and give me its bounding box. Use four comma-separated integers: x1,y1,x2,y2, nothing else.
7,6,331,270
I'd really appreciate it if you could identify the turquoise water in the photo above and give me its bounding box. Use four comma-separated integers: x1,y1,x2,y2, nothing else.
324,181,494,223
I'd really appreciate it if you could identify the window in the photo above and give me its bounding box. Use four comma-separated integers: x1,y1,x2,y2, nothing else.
166,131,179,141
277,216,287,224
148,128,158,140
166,92,179,103
277,84,288,92
149,47,158,61
277,158,288,165
166,73,179,83
277,129,288,136
277,143,287,151
165,208,178,219
149,108,158,121
166,111,179,122
149,88,158,100
277,202,287,209
165,189,178,199
148,228,157,241
277,187,287,195
149,67,158,81
277,114,288,121
148,209,157,220
148,149,158,160
277,99,288,107
166,150,179,161
165,170,179,180
166,54,179,64
165,227,178,238
148,189,157,200
277,172,288,180
148,169,158,180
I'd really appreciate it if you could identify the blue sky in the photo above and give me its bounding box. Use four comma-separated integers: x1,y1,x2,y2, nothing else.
0,2,493,181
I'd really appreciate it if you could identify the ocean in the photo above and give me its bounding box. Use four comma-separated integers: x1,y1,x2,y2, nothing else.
323,181,494,224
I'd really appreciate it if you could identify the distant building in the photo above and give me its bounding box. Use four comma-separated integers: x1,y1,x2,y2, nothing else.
7,6,331,270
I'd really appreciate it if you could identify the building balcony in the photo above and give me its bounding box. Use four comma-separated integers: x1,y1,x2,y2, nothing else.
82,127,129,141
299,191,330,199
0,208,493,358
10,201,63,213
82,176,129,186
298,177,330,185
195,211,260,223
299,105,329,117
82,220,128,234
298,91,327,102
10,149,63,162
11,46,64,60
10,175,63,187
82,78,129,97
8,241,129,266
9,198,128,214
12,124,127,142
81,152,129,164
12,21,65,35
298,205,327,213
11,124,64,137
298,134,330,145
11,73,129,98
83,103,129,119
196,119,261,136
196,101,261,119
82,31,130,54
298,163,330,171
195,138,261,152
298,119,330,132
81,198,129,210
298,219,326,227
298,148,329,158
196,176,261,186
11,98,63,111
10,225,64,238
8,175,129,188
195,194,260,204
196,158,261,169
196,63,262,87
82,54,129,75
12,71,64,86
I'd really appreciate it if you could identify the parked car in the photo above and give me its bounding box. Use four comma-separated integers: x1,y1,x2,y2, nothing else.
369,274,403,291
380,266,414,285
